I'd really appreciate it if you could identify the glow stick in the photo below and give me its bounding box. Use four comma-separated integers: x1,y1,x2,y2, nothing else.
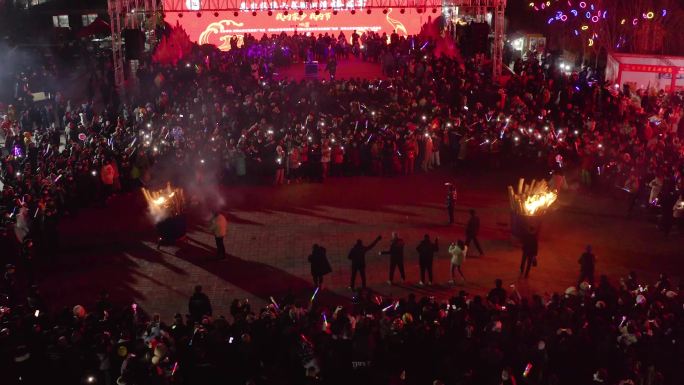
382,303,393,312
619,315,627,328
393,300,399,310
269,296,280,310
53,174,63,183
171,362,178,376
523,363,533,377
310,287,319,303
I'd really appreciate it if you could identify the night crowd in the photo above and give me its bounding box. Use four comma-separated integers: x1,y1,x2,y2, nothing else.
1,271,683,385
0,22,684,385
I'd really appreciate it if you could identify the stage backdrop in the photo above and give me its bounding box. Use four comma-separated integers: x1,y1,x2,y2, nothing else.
163,1,438,50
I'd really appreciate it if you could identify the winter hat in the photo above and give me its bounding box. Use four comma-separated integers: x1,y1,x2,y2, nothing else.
73,305,86,318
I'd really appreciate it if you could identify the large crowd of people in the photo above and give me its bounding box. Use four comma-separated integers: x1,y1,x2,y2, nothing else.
0,20,683,385
1,271,683,385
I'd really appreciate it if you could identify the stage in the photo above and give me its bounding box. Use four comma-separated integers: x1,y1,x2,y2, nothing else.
274,57,387,81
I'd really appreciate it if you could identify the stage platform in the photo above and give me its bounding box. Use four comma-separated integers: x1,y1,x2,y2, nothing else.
275,57,387,81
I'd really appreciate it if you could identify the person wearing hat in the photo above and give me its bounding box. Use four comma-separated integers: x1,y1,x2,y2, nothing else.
578,245,596,286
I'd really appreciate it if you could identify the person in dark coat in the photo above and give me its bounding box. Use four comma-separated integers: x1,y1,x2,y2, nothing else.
188,285,212,322
465,209,484,256
308,244,332,288
379,232,405,285
348,235,382,290
577,245,596,286
446,183,457,224
520,230,538,278
416,234,439,285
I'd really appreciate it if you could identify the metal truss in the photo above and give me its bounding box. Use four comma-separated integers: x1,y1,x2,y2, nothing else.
108,0,159,97
162,0,502,12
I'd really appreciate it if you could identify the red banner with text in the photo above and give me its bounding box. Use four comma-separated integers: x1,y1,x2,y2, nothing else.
163,4,437,50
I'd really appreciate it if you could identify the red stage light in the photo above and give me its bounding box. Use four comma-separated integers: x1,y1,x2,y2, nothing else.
298,10,303,15
400,8,405,14
432,8,437,13
178,13,183,17
417,9,422,13
233,11,238,16
315,10,320,15
332,10,337,15
284,10,288,15
268,10,272,16
252,11,257,16
383,9,388,14
351,9,356,14
366,9,371,14
196,12,201,17
213,12,218,17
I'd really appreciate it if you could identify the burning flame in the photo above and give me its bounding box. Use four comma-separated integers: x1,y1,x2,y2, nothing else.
142,183,185,222
523,191,557,216
508,178,558,217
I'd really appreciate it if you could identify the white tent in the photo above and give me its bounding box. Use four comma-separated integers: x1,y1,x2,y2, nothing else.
605,53,684,91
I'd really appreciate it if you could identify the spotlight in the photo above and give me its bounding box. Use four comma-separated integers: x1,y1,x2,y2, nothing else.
400,8,405,14
268,10,272,15
252,11,257,16
366,9,371,14
298,10,303,15
383,9,388,14
196,12,201,17
213,12,219,17
432,8,437,13
233,11,238,16
351,9,355,14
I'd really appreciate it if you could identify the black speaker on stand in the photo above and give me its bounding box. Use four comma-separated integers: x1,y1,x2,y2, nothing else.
467,22,490,56
123,29,145,60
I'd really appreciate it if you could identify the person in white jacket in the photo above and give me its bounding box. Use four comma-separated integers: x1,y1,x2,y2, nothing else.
448,240,467,284
209,211,227,259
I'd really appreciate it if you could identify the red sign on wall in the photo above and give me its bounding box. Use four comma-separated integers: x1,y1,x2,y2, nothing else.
622,64,676,74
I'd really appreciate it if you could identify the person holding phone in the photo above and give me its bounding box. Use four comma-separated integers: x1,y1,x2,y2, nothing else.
448,240,467,284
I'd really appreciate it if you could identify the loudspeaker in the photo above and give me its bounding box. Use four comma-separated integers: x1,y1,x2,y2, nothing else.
468,22,490,54
123,29,145,60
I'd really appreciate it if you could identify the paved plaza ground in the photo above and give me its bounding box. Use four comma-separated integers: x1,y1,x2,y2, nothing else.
36,168,683,320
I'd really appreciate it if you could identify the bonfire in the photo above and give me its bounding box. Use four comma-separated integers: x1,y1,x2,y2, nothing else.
142,183,185,222
508,178,557,217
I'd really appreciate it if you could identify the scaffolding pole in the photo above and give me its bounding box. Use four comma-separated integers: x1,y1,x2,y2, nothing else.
108,0,159,98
